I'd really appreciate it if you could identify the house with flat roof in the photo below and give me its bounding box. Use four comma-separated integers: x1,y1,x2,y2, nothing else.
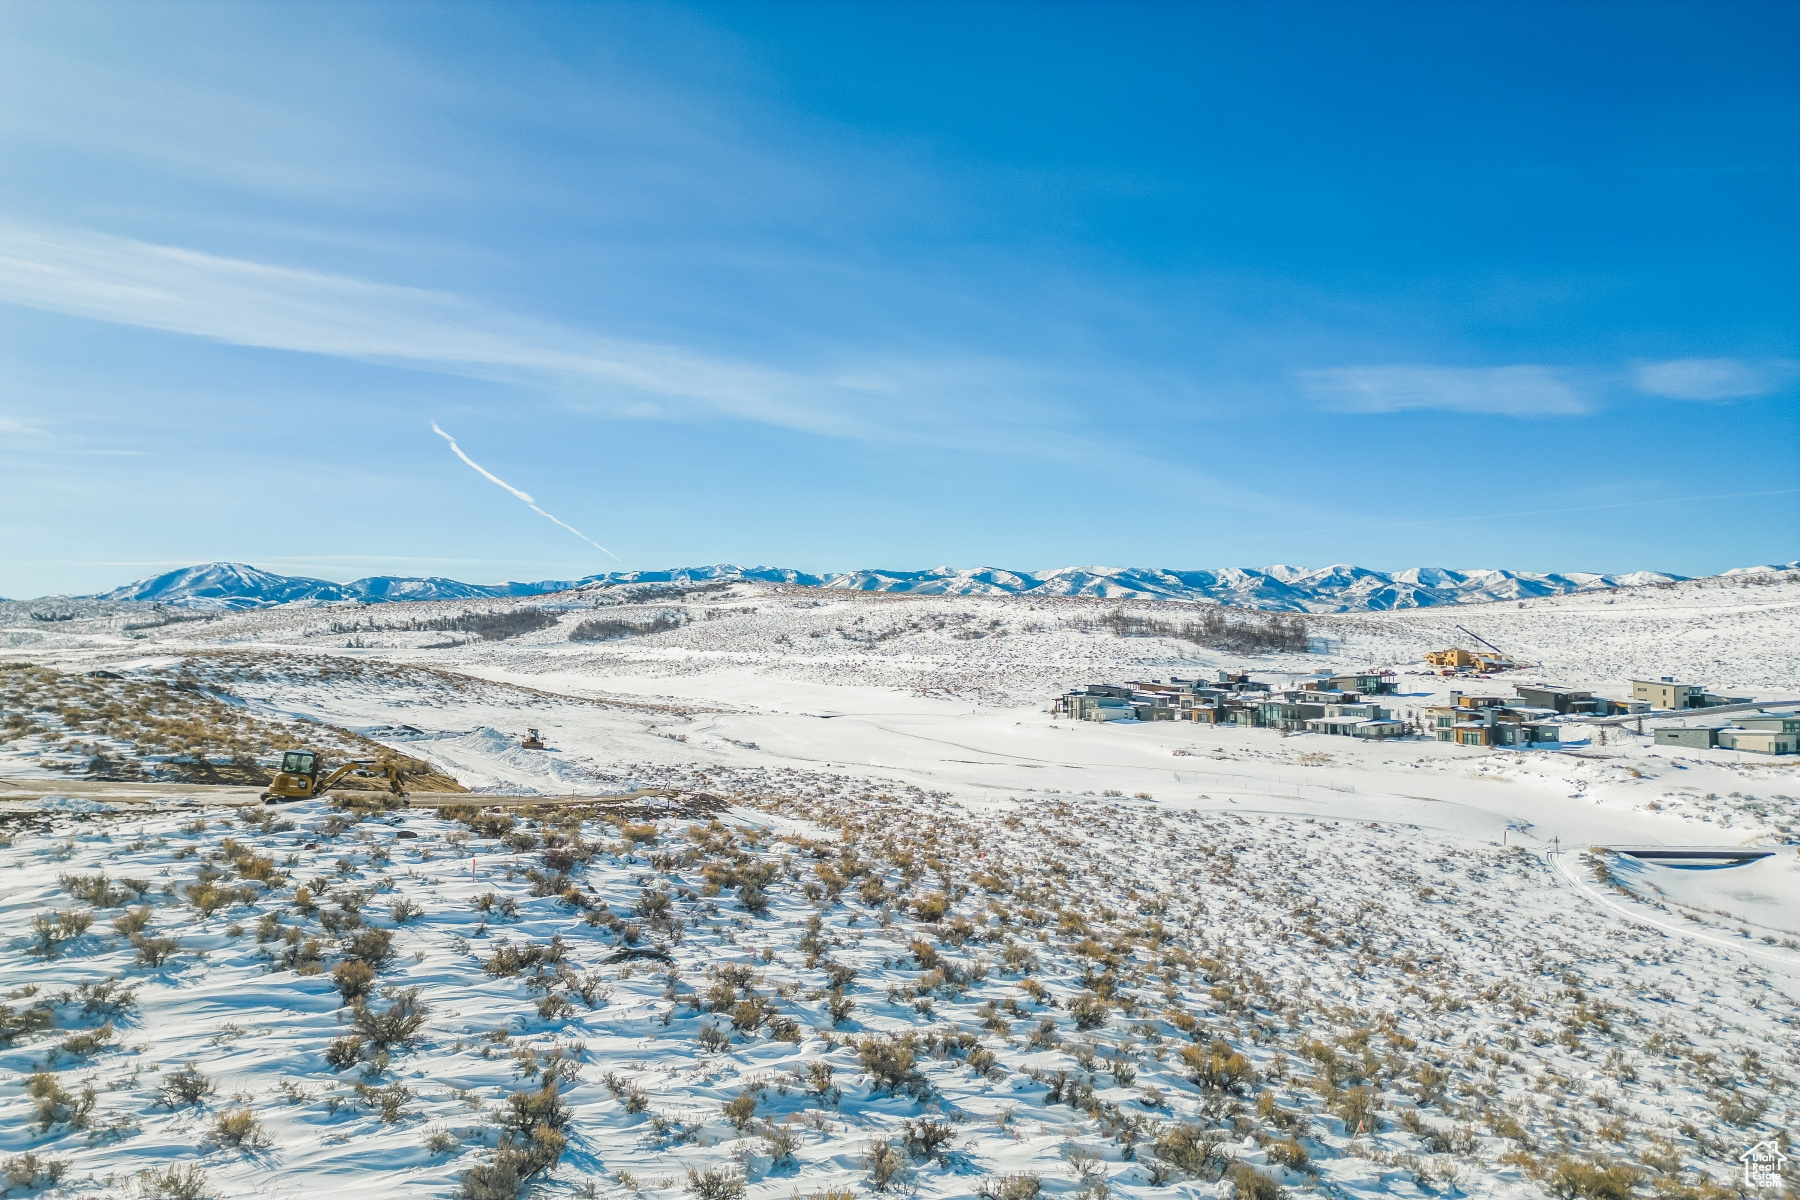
1731,714,1800,735
1717,728,1796,755
1633,678,1703,709
1631,678,1751,710
1426,698,1559,747
1654,727,1717,750
1514,685,1645,717
1303,712,1408,739
1313,671,1398,695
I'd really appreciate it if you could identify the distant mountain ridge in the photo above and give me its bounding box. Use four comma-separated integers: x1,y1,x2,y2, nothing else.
73,558,1796,614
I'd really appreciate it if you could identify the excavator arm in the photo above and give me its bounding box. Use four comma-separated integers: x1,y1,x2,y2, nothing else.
317,759,410,795
315,761,368,793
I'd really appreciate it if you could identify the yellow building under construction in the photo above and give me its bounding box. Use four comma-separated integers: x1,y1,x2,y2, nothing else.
1424,647,1516,671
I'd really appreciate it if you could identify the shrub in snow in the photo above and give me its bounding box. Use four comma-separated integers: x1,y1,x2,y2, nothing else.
139,1163,210,1200
803,1059,834,1097
0,1000,54,1044
351,986,430,1050
1548,1158,1641,1200
132,934,180,967
912,892,949,923
1069,991,1109,1030
494,1079,570,1176
459,1160,519,1200
1336,1085,1381,1133
857,1033,925,1096
343,927,395,967
1183,1040,1255,1094
760,1120,800,1168
29,909,92,957
901,1118,956,1164
863,1139,906,1193
184,882,255,917
112,905,153,936
332,960,375,1003
722,1090,757,1130
686,1166,746,1200
209,1108,270,1149
1227,1162,1286,1200
324,1035,364,1070
976,1173,1041,1200
3,1153,69,1190
1154,1124,1224,1180
29,1073,95,1132
157,1063,216,1108
59,870,149,907
57,1020,115,1058
728,996,769,1035
1266,1136,1309,1171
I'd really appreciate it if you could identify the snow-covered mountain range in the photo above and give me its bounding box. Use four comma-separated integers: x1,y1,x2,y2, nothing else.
67,558,1797,613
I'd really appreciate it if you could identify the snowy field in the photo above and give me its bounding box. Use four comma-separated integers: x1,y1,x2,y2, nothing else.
1,573,1797,1200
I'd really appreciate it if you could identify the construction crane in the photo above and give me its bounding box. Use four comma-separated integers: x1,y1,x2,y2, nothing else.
1455,625,1510,660
261,749,422,804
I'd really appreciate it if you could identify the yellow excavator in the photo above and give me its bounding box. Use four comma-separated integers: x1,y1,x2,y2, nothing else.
261,749,420,805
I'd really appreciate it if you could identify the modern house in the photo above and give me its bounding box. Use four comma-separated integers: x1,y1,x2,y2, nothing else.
1630,678,1749,710
1650,712,1795,754
1258,700,1325,731
1632,678,1703,709
1514,685,1645,717
1295,671,1399,696
1717,728,1797,755
1056,685,1135,721
1302,702,1408,739
1731,714,1800,735
1654,727,1717,750
1425,694,1560,747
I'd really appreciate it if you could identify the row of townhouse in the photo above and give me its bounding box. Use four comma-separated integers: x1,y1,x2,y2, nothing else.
1054,671,1409,739
1055,672,1270,724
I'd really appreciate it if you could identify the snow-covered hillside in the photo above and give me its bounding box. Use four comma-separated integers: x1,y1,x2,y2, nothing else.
1,572,1797,1200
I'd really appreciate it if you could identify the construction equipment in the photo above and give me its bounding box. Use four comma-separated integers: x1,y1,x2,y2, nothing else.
1424,629,1518,673
1455,625,1515,666
521,728,547,751
261,749,421,804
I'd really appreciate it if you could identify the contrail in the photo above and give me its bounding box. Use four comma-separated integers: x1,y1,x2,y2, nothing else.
430,422,620,561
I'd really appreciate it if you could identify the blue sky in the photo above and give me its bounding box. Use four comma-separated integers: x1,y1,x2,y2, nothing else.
0,1,1795,597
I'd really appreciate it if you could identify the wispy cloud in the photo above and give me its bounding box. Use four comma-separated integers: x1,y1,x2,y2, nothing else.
0,220,950,439
1631,357,1800,402
0,219,1316,519
1297,364,1588,416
